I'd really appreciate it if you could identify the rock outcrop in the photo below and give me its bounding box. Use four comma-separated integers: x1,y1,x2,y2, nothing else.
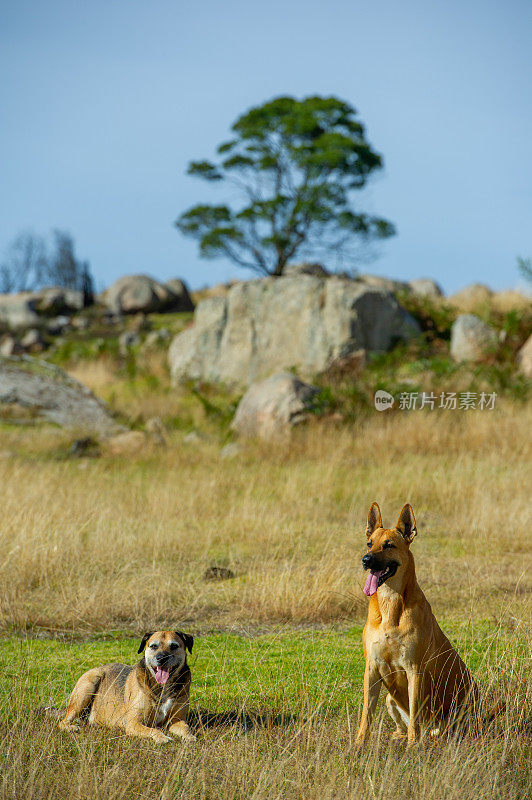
102,275,194,314
0,356,123,436
409,278,444,299
450,314,497,362
0,294,41,328
232,373,319,439
448,284,492,312
169,275,420,386
517,334,532,378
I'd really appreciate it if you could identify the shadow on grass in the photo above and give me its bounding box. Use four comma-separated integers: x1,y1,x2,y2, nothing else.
189,707,297,732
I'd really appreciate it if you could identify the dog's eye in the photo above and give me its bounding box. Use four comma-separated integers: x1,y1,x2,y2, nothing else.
382,541,395,549
169,643,178,651
150,643,158,650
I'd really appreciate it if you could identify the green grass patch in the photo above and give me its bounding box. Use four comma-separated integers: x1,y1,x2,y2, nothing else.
0,623,524,725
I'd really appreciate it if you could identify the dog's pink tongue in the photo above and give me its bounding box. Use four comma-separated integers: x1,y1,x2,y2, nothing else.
155,668,170,685
363,570,385,597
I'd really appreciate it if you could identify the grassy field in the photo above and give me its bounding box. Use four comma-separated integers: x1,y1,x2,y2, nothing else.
0,369,530,798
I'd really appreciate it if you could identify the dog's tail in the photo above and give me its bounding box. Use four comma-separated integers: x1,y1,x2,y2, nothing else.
482,700,506,725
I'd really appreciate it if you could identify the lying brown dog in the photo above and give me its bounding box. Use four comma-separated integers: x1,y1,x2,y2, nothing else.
58,630,195,743
356,502,481,747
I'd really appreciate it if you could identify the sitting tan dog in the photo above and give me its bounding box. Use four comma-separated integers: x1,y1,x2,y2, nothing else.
58,630,195,743
356,502,481,747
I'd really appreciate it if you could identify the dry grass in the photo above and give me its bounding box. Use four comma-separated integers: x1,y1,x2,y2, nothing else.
0,403,530,634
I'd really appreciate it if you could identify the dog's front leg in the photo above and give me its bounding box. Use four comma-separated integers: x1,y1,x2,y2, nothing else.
125,719,171,743
355,665,381,747
168,720,196,742
406,670,422,747
167,698,196,742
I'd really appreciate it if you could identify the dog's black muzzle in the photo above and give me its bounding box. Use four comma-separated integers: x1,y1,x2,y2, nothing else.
155,653,172,667
362,553,382,571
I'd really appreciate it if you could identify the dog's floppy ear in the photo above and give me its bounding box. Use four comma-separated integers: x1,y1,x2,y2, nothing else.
175,630,194,654
137,632,153,654
365,502,383,538
395,503,417,544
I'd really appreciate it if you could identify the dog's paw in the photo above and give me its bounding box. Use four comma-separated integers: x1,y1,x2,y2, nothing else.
391,730,407,743
152,731,172,744
58,721,80,733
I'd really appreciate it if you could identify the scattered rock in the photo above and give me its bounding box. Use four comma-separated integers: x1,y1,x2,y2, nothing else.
145,416,167,445
0,356,123,436
450,314,498,362
517,334,532,378
71,316,90,331
183,430,204,444
284,262,330,277
320,348,367,380
232,373,320,440
409,278,444,299
106,430,146,455
144,328,171,348
32,287,83,315
203,566,235,582
490,290,532,313
0,336,22,356
169,275,420,386
118,331,140,354
45,316,71,335
128,312,151,334
164,279,195,312
0,294,40,328
20,328,45,352
67,437,101,458
448,284,492,312
220,442,241,458
102,275,194,315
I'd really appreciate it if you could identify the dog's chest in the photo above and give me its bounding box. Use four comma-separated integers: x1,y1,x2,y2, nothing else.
369,629,409,671
156,697,175,724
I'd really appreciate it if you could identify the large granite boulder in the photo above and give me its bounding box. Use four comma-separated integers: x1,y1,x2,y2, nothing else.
168,275,420,387
102,275,194,314
450,314,497,362
0,356,123,436
232,373,319,440
517,334,532,378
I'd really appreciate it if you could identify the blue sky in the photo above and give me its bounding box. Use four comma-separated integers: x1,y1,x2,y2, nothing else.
1,0,531,294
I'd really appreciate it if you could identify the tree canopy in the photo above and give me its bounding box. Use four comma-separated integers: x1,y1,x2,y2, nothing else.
176,95,395,276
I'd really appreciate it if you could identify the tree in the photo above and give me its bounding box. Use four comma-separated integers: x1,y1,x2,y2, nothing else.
176,95,395,276
0,229,95,306
0,231,47,293
517,256,532,284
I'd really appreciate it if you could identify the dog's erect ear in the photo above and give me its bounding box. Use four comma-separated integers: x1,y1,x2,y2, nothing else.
175,630,194,654
395,504,417,544
365,502,383,538
137,632,154,654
